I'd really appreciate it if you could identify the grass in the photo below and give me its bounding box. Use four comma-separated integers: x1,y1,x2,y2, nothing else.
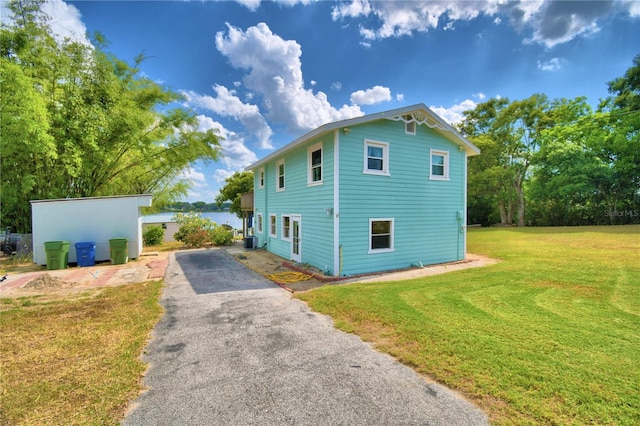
296,225,640,425
0,281,164,425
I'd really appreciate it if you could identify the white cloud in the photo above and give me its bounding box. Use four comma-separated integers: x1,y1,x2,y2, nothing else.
473,92,486,100
537,57,562,71
215,22,363,133
1,0,91,46
213,169,235,184
196,115,258,171
396,93,405,102
331,0,372,20
624,0,640,17
333,0,499,40
331,82,343,91
184,86,273,149
350,85,391,105
41,0,91,46
235,0,312,10
430,99,478,125
179,167,207,187
331,0,638,48
234,0,261,11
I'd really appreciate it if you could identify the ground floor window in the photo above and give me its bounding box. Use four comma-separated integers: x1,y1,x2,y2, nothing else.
256,213,263,234
282,215,291,241
369,218,394,253
269,214,277,237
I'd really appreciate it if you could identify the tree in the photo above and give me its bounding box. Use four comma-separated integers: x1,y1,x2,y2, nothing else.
527,98,608,225
0,0,222,232
595,54,640,223
0,58,56,232
192,201,207,211
462,95,565,226
215,172,254,218
460,98,510,225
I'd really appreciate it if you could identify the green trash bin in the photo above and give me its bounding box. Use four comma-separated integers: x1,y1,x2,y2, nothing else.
109,238,128,265
44,241,70,270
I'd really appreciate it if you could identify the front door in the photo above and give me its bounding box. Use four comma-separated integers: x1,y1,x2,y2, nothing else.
291,215,301,262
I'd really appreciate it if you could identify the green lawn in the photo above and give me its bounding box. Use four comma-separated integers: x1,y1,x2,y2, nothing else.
297,225,640,425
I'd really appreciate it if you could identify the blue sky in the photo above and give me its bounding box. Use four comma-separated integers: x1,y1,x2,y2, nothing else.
5,0,639,202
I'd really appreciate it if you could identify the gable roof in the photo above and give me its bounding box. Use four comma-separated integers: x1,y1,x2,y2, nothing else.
246,103,480,170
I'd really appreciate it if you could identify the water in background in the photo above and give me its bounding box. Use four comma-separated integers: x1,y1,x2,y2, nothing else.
142,212,242,229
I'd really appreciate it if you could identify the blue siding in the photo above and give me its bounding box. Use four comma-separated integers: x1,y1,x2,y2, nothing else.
253,116,469,277
255,136,336,274
338,120,466,276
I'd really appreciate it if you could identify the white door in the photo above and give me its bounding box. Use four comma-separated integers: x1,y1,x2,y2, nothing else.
291,215,301,262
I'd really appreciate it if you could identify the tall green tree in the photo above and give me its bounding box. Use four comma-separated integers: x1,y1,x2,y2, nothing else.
527,98,609,225
460,98,511,225
595,54,640,223
215,171,254,218
0,0,222,232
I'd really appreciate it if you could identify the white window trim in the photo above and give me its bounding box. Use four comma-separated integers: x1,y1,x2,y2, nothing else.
269,214,277,237
363,139,390,176
258,168,265,189
368,218,394,254
430,149,450,181
281,215,291,241
276,159,285,191
256,213,263,234
307,142,323,186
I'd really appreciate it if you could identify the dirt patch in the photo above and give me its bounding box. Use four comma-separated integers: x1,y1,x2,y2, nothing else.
22,274,78,292
228,247,500,292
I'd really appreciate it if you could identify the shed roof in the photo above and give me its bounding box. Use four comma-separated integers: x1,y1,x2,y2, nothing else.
30,194,152,206
246,103,480,171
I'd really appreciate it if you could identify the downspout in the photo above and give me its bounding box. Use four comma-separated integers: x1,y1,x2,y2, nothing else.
262,164,268,249
333,129,340,276
462,149,468,260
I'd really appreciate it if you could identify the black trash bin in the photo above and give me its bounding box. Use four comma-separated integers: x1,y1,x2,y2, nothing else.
244,236,254,249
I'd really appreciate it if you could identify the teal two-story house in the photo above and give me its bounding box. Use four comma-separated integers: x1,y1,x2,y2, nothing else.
246,104,480,277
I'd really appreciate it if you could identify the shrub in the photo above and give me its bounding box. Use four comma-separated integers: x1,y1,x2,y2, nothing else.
173,213,214,247
209,227,234,246
183,229,209,248
172,213,235,248
143,225,164,246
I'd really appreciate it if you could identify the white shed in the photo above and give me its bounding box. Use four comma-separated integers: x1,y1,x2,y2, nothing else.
30,194,152,265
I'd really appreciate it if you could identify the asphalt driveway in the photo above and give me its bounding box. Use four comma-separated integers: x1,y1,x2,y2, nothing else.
123,248,488,425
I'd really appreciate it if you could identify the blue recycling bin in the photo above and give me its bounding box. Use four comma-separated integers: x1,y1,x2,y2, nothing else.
75,242,96,267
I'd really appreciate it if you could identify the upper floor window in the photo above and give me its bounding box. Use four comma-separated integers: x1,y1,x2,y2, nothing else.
404,115,416,135
369,218,394,253
276,159,285,191
430,149,449,180
363,140,389,176
308,142,323,185
258,168,265,189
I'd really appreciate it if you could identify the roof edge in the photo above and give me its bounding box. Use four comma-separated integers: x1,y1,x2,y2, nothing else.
30,194,153,204
246,103,479,170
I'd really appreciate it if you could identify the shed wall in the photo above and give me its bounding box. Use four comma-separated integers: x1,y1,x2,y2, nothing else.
31,195,151,265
